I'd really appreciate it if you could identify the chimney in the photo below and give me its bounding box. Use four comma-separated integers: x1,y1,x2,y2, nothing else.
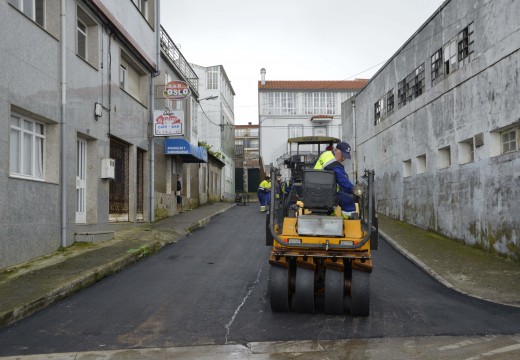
260,68,266,85
248,122,252,125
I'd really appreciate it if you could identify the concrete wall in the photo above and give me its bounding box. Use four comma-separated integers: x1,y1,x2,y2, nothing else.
343,0,520,258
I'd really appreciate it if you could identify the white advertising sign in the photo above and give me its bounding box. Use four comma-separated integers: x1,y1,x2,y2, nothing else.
154,110,184,136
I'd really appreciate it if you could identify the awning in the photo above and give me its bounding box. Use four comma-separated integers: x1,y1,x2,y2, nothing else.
164,138,208,163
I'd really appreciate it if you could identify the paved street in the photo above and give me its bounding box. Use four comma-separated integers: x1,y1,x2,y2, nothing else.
1,204,519,358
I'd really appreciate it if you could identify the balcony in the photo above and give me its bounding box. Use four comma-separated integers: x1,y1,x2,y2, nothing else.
160,26,198,93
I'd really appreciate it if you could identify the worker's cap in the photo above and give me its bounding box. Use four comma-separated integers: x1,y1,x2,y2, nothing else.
265,175,271,179
336,142,352,159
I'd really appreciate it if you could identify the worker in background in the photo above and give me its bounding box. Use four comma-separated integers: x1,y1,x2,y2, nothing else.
258,175,272,212
314,142,356,216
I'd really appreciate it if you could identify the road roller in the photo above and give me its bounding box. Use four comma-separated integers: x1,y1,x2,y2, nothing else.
266,136,378,315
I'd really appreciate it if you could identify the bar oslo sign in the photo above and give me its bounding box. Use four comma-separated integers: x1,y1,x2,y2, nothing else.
164,80,190,100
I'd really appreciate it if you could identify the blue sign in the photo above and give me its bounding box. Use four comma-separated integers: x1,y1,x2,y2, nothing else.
164,138,208,163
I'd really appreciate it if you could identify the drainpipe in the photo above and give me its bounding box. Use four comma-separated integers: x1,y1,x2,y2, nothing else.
60,0,67,248
352,99,358,182
149,0,161,223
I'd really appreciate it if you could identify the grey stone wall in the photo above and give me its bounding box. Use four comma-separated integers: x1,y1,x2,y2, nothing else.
343,0,520,258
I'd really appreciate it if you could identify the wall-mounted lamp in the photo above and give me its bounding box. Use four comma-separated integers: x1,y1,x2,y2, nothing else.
94,102,102,120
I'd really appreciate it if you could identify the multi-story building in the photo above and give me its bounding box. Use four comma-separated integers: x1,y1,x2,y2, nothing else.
234,123,260,193
258,69,368,176
153,26,214,217
343,0,520,258
191,64,236,201
1,0,159,269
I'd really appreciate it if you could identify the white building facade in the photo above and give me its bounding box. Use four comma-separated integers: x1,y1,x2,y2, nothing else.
343,0,520,259
258,71,367,176
191,64,236,201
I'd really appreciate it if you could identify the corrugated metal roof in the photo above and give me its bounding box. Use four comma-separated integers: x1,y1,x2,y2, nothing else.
258,79,368,90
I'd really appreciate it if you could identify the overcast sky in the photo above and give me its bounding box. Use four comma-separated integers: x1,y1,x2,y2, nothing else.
160,0,445,125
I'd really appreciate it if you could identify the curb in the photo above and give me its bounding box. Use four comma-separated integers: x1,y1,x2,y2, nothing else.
379,229,520,309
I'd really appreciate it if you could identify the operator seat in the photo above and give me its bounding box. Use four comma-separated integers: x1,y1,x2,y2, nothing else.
302,169,337,214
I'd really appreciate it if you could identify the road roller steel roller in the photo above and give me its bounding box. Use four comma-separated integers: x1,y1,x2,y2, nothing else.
266,136,378,315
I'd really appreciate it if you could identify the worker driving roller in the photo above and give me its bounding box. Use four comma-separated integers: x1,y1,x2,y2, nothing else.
314,141,356,217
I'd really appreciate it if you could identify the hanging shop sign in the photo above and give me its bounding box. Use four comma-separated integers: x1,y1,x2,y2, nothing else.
163,80,190,100
153,110,184,136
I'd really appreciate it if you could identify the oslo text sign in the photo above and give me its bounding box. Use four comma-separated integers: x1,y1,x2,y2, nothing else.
154,110,184,136
164,80,190,100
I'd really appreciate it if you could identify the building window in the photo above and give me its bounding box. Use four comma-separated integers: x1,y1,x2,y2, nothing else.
438,146,451,169
76,6,99,68
431,48,443,84
374,99,382,125
120,52,147,105
207,67,219,90
416,154,426,174
444,39,458,76
131,0,154,26
398,80,406,108
77,18,87,60
10,113,45,180
398,64,425,108
458,23,474,68
266,92,296,115
458,138,474,164
386,89,394,114
191,97,198,134
10,0,45,27
403,159,412,178
303,92,336,115
120,64,127,91
501,128,518,154
289,124,303,138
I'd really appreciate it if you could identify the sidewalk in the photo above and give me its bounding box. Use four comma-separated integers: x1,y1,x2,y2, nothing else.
0,202,236,329
1,205,519,330
378,214,520,308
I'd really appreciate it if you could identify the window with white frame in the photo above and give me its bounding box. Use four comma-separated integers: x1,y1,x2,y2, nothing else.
289,124,303,138
120,64,128,91
77,18,87,60
120,52,147,104
76,6,99,68
207,67,219,90
501,128,518,154
303,92,336,115
10,0,45,27
265,92,296,115
10,113,45,180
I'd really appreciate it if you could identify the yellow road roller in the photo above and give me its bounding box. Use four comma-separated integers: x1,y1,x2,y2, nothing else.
266,136,378,315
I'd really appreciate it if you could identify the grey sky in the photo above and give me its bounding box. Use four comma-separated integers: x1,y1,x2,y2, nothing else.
160,0,445,124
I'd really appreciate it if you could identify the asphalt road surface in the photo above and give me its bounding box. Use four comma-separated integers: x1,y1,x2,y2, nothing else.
1,205,520,357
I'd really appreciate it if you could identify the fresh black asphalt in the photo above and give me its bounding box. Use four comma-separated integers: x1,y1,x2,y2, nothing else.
1,204,519,356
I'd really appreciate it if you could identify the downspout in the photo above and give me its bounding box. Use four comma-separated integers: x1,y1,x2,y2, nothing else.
149,0,161,223
60,0,67,248
352,99,358,182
